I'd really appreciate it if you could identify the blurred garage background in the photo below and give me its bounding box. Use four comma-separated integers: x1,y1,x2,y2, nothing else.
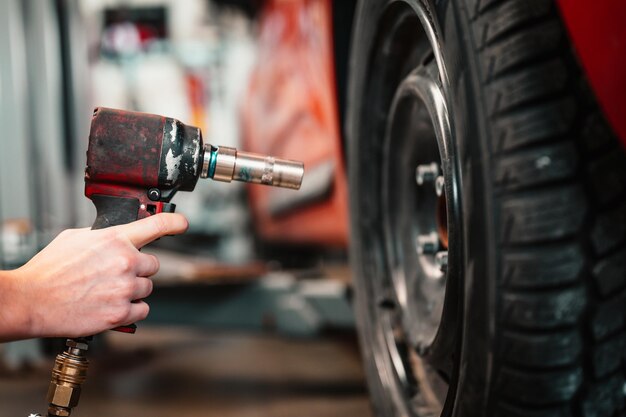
0,0,366,415
4,0,626,415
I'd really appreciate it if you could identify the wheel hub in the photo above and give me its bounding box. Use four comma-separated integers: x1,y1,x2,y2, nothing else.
371,2,459,415
384,70,452,352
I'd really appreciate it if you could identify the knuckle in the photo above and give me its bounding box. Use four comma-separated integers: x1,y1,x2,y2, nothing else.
107,304,131,326
99,229,122,248
123,280,137,300
134,278,153,299
104,228,120,241
112,277,134,300
117,254,135,274
107,229,129,248
145,279,154,295
151,255,160,272
139,303,150,320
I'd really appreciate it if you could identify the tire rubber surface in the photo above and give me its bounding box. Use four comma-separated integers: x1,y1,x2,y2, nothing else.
347,0,626,416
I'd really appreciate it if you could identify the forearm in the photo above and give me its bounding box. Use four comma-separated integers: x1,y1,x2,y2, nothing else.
0,268,34,342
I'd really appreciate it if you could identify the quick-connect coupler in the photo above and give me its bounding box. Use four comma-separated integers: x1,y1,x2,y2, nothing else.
46,339,90,417
201,145,304,190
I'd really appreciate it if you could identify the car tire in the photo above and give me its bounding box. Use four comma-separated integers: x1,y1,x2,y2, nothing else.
346,0,626,416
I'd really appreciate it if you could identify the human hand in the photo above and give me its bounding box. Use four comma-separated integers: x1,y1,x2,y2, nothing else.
0,213,188,341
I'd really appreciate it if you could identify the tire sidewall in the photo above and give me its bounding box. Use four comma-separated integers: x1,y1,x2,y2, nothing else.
442,0,496,415
348,1,400,415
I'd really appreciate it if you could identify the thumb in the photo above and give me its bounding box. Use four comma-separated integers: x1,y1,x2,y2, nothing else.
116,213,188,248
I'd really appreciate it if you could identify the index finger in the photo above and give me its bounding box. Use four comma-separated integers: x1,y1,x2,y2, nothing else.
116,213,189,248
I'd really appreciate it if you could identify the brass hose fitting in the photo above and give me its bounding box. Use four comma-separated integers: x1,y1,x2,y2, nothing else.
46,339,90,417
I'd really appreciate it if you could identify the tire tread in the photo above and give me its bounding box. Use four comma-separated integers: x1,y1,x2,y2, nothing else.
472,0,626,414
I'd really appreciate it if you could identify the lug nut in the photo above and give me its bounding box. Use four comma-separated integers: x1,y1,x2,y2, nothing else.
414,342,429,356
435,176,445,197
435,251,448,272
416,162,439,186
417,232,440,255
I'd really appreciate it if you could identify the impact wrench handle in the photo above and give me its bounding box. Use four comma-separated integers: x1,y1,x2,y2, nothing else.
90,194,176,333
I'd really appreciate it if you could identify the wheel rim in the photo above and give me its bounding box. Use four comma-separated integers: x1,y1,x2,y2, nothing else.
357,1,461,416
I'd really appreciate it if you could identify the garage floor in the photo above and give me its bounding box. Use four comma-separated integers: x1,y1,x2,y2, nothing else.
0,326,372,417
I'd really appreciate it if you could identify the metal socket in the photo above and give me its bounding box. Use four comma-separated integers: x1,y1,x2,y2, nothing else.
416,232,440,255
415,162,439,186
204,145,304,189
212,146,237,182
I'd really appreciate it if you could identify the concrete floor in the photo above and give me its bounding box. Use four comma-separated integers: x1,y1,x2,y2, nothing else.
0,326,372,417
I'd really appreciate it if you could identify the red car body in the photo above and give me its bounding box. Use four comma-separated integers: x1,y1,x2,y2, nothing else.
558,0,626,146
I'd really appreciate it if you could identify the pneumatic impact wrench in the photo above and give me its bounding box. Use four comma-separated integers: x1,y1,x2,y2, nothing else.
43,107,304,417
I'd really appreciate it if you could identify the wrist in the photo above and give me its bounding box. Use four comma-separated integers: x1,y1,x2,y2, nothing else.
0,268,36,341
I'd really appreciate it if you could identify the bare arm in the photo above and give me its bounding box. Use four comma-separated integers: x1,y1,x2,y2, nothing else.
0,213,188,342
